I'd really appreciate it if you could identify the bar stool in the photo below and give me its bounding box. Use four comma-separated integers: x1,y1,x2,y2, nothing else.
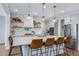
55,37,64,56
28,39,43,56
43,38,55,56
64,36,74,56
8,36,22,56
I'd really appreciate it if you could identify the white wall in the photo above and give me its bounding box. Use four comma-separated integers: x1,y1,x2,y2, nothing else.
0,4,6,44
0,3,11,49
0,16,5,43
5,15,10,49
54,21,57,36
0,4,6,16
1,3,10,15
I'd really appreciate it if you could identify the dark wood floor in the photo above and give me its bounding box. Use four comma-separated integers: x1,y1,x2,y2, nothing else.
0,44,79,56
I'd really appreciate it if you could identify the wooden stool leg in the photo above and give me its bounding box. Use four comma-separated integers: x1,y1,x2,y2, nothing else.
66,48,69,55
9,47,12,56
72,49,74,56
72,46,74,56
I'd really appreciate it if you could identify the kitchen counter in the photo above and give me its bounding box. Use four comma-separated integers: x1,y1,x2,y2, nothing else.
13,35,64,46
12,35,64,56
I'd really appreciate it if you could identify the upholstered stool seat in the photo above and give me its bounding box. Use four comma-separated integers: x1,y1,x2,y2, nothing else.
28,39,43,56
43,38,55,56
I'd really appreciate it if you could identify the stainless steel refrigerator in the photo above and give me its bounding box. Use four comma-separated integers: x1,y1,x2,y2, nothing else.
64,24,79,51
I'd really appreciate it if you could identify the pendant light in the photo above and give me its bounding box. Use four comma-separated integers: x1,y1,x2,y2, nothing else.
42,3,45,21
53,5,56,23
27,3,31,19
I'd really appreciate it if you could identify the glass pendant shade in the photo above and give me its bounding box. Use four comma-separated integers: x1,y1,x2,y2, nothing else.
42,16,45,21
42,3,45,21
53,5,57,23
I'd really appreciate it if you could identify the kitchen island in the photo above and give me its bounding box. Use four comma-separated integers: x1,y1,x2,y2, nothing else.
12,35,64,56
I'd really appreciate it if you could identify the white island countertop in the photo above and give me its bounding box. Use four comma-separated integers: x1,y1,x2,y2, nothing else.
13,35,64,46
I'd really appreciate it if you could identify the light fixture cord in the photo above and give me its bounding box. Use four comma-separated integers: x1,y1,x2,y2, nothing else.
28,3,30,16
42,3,45,18
54,6,56,18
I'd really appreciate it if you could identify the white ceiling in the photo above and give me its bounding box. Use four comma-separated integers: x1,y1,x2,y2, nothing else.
3,3,79,19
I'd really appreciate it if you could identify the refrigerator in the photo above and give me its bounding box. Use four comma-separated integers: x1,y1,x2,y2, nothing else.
71,24,79,51
64,24,79,51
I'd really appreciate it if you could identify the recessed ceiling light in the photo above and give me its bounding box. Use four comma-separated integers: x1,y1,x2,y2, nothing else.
49,16,51,17
43,5,46,8
60,10,64,13
15,9,18,12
